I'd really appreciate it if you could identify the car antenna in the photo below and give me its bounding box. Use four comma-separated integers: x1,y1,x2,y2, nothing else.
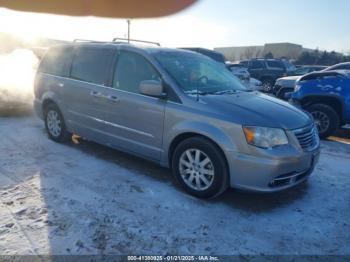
196,86,199,102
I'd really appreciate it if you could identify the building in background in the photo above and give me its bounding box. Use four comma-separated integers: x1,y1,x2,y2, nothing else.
214,42,315,61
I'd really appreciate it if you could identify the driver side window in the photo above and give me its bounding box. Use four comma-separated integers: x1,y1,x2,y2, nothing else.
200,62,228,83
113,51,160,94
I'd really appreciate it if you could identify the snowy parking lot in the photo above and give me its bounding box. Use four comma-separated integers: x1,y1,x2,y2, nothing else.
0,111,349,256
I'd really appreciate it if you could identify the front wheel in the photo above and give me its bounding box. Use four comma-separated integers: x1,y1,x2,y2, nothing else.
276,88,289,100
172,137,228,198
262,79,274,93
307,103,339,139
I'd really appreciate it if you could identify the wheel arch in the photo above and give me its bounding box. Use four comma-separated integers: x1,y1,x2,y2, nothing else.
167,132,231,189
300,94,346,123
41,91,60,110
42,98,57,112
163,121,237,171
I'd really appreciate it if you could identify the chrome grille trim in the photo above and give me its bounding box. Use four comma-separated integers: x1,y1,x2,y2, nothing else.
292,124,319,152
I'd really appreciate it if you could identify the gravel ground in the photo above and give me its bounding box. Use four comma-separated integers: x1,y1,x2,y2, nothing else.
0,112,349,256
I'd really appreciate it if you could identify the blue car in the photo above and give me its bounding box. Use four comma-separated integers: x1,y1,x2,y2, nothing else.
289,70,350,138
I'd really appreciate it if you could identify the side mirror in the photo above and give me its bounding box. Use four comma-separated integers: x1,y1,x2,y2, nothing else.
139,80,165,98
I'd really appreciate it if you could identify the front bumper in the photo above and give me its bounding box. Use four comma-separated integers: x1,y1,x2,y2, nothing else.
225,146,320,192
273,84,282,94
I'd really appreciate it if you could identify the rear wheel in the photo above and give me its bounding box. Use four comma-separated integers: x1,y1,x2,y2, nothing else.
44,103,71,142
307,103,339,139
172,137,228,198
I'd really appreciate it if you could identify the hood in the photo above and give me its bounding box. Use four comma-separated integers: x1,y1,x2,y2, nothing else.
278,75,300,81
250,78,261,84
276,75,300,88
200,91,312,130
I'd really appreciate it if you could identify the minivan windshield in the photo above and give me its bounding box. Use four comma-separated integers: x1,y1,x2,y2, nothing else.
152,50,247,95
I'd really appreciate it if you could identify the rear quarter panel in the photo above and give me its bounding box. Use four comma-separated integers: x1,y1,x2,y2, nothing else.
34,73,66,118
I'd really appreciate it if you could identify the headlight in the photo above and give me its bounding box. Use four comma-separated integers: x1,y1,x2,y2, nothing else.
243,126,289,149
294,84,301,92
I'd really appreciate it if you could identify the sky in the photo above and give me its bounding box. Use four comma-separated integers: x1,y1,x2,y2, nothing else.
0,0,349,53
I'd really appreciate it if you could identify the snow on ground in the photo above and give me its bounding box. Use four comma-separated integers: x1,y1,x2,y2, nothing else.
0,112,349,256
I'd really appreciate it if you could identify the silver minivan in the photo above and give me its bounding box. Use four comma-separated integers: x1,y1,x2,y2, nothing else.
34,41,320,198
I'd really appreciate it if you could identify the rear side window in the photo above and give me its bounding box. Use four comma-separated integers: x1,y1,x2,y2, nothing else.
70,47,114,85
39,46,73,76
250,60,265,69
266,60,284,69
239,61,248,67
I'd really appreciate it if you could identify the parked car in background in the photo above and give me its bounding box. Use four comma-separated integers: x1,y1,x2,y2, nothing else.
294,65,327,76
182,49,263,91
34,41,320,198
226,63,250,86
249,77,263,91
289,70,350,138
274,63,350,100
180,47,226,64
273,66,326,99
282,59,297,74
239,58,296,92
323,62,350,71
226,63,263,91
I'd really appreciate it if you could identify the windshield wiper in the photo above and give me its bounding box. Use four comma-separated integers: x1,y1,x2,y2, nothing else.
213,89,237,95
185,89,239,96
185,90,213,95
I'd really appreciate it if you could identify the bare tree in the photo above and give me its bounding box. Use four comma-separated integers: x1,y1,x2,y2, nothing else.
243,46,261,59
285,48,301,60
255,49,262,58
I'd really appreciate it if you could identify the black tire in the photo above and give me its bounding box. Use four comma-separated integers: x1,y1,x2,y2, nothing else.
276,88,290,100
272,85,281,96
261,78,274,93
44,103,71,143
307,103,339,139
171,136,229,198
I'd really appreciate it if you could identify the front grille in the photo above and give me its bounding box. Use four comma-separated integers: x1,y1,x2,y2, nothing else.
292,124,319,151
273,84,281,94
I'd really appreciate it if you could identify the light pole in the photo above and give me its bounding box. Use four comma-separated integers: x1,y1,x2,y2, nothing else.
127,19,131,43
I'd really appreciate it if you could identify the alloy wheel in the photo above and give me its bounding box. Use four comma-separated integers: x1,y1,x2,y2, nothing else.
311,110,330,134
46,110,62,137
179,148,215,191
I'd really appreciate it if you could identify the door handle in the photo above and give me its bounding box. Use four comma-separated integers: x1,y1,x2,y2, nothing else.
107,95,119,103
90,90,103,98
90,91,119,103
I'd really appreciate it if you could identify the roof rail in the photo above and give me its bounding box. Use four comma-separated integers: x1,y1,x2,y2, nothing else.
73,39,108,43
112,37,160,46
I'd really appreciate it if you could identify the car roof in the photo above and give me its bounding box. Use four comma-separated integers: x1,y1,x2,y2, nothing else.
51,42,197,54
300,65,327,68
250,58,282,61
325,62,350,70
300,69,349,81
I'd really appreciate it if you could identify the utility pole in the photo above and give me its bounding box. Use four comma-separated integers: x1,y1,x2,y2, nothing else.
127,19,131,43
